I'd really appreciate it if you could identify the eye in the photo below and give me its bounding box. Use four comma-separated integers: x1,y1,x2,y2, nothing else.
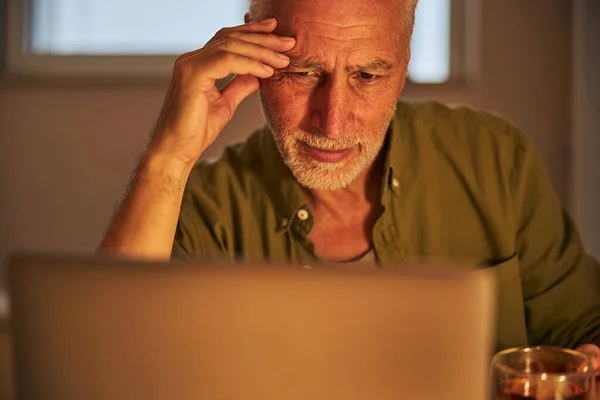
294,71,316,77
359,72,376,80
271,71,318,83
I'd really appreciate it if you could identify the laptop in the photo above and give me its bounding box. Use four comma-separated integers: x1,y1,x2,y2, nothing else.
8,253,496,400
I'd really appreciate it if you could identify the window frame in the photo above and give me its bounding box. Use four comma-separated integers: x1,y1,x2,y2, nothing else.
405,0,479,93
5,0,178,78
3,0,474,86
0,0,7,71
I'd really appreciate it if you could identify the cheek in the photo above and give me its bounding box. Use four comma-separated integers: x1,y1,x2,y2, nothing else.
261,79,311,123
363,99,396,121
350,96,392,131
359,84,399,117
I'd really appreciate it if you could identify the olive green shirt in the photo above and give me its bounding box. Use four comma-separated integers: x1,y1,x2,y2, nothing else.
173,100,600,351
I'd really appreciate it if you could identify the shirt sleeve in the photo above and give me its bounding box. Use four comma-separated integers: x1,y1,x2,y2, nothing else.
511,127,600,348
170,174,231,262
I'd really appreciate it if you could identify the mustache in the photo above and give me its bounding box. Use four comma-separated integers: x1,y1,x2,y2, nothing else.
288,130,363,151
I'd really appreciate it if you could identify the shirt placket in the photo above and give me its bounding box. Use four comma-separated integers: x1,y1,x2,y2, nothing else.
289,206,318,264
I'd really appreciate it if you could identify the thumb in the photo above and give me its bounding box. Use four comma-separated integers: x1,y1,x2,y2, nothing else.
220,74,261,111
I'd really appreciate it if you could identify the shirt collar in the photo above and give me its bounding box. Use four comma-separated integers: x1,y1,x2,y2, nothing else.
382,102,408,197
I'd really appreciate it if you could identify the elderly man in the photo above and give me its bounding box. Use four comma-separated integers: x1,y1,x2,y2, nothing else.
100,0,600,362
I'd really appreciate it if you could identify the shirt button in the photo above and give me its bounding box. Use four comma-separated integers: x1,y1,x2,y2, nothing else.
392,178,400,188
280,218,289,227
297,209,309,221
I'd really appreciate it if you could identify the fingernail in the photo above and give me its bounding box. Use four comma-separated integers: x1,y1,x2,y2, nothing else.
281,36,296,42
261,18,276,24
263,65,274,73
276,53,289,61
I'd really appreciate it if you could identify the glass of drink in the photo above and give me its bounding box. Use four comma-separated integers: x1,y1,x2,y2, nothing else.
491,346,596,400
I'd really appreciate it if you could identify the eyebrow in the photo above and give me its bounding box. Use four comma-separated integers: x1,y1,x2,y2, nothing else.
287,57,327,70
348,58,395,72
286,57,394,72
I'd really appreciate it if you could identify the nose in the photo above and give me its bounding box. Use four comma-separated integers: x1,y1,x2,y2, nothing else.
310,77,352,141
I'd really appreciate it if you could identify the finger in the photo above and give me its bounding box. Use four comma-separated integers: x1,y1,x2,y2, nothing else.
576,344,600,371
207,37,291,70
212,18,278,41
200,52,275,82
224,31,297,53
220,74,261,111
176,33,294,67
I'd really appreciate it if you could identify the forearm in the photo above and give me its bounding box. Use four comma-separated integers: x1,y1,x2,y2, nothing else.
98,151,193,260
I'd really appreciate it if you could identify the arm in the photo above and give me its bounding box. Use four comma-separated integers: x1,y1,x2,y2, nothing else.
510,128,600,348
97,18,295,259
99,153,192,260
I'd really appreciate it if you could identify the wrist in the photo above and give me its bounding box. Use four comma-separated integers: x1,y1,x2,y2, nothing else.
146,127,207,170
136,149,194,194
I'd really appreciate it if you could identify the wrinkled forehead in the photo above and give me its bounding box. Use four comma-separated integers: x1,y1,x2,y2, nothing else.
271,0,405,39
272,0,406,62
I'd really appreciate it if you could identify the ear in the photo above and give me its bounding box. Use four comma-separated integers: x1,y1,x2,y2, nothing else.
244,12,251,24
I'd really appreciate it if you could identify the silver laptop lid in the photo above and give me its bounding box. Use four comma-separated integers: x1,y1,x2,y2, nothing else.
9,253,496,400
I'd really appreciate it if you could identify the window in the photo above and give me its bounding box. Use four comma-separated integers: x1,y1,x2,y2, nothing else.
6,0,462,83
29,0,246,55
410,0,451,83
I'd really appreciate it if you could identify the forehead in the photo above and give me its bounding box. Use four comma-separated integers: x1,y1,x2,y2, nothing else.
272,0,404,63
273,0,402,27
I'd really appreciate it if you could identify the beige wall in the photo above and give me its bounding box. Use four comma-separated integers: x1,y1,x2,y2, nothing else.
0,0,581,283
479,0,573,202
0,82,265,263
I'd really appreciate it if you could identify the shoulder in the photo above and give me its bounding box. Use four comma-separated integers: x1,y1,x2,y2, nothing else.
396,100,534,174
398,100,530,151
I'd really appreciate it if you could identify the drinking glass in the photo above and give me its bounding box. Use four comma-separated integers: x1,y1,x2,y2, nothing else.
491,346,596,400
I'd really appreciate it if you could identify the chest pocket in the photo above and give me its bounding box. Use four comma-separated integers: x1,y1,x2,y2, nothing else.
488,254,529,351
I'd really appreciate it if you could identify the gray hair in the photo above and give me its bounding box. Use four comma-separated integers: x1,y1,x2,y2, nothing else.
248,0,273,21
248,0,418,31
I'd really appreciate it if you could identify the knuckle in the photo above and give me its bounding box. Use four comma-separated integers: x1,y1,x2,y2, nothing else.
173,53,205,78
262,47,277,59
219,52,236,64
173,51,196,69
219,36,236,50
249,59,264,71
215,27,229,37
228,31,243,40
174,52,189,65
172,62,192,80
257,32,275,42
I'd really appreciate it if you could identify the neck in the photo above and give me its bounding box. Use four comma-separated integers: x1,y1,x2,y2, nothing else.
301,149,386,215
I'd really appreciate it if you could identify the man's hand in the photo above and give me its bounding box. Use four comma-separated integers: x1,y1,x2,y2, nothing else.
148,18,295,167
576,344,600,372
577,344,600,398
98,19,295,259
